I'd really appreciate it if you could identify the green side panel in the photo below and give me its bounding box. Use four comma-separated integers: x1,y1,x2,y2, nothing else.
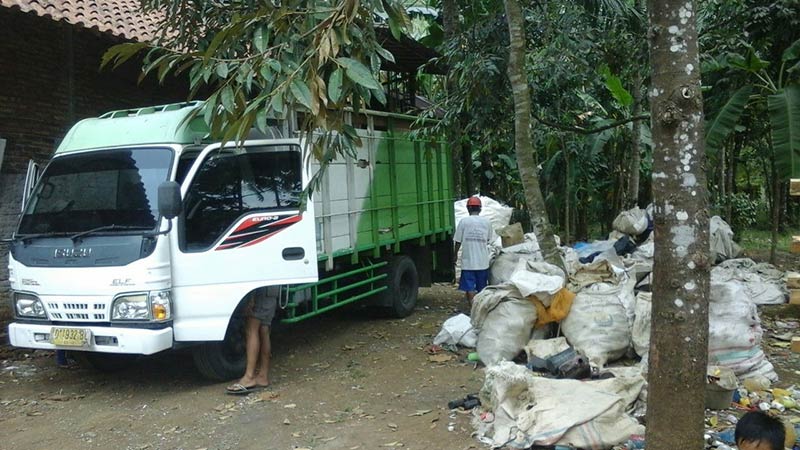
315,121,454,263
55,102,209,154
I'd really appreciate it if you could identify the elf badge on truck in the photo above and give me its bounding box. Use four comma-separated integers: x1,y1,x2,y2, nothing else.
7,101,454,380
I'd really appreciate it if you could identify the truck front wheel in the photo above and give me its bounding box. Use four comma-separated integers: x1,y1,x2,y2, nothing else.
192,314,246,381
383,255,419,318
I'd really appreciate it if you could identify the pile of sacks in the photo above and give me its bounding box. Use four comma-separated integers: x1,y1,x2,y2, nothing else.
468,246,646,448
439,204,787,449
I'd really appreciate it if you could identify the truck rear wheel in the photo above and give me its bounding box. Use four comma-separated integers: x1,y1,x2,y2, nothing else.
382,255,419,318
192,314,246,381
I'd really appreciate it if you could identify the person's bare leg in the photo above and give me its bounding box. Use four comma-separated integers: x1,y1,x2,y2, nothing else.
253,325,271,387
466,291,476,305
233,317,261,387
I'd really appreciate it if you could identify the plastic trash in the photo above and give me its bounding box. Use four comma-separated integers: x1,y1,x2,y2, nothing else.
715,428,736,445
624,435,646,449
433,314,478,348
742,375,771,392
448,394,480,410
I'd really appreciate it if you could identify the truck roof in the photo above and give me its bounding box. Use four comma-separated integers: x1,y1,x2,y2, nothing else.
55,101,210,154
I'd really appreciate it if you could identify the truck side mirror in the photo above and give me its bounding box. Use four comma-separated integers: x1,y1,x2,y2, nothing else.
158,181,183,220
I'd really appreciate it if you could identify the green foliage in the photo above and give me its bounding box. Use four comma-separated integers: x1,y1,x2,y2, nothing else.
718,192,761,230
705,85,752,155
102,0,410,173
599,66,633,108
737,229,794,253
768,86,800,178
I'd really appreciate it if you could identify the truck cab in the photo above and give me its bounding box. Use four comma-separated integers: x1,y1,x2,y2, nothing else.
8,102,318,373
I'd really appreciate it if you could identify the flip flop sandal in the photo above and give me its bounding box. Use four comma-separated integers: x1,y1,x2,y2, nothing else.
225,383,266,395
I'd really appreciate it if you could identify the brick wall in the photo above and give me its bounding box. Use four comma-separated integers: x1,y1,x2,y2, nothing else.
0,8,189,310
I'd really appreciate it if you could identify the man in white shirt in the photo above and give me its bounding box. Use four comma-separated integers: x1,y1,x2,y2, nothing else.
454,197,494,311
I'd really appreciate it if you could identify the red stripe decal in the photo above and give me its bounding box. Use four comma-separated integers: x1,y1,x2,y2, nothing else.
216,214,302,250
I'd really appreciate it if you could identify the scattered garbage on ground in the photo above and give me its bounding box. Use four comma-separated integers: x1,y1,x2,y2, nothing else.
437,199,797,449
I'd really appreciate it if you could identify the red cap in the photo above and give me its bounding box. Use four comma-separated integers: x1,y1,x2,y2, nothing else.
467,197,482,207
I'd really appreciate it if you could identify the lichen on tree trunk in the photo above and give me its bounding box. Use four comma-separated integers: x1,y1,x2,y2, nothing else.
645,1,711,449
502,0,562,268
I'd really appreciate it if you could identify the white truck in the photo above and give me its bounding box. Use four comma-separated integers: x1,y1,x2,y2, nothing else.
6,102,454,380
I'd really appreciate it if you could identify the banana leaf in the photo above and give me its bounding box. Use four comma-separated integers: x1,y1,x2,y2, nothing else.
768,85,800,179
705,85,752,156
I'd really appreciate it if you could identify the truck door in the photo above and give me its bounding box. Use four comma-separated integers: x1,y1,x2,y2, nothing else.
170,139,319,340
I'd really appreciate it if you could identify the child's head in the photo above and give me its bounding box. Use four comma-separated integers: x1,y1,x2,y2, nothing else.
735,411,786,450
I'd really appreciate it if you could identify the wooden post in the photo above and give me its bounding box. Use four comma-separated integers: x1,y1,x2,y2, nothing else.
790,179,800,196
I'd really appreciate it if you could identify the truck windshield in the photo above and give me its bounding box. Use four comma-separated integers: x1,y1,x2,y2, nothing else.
17,148,173,235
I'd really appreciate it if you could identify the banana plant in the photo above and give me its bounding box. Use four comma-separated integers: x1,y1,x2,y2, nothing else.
705,38,800,179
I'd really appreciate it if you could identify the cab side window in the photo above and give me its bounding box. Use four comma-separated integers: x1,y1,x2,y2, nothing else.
182,147,302,251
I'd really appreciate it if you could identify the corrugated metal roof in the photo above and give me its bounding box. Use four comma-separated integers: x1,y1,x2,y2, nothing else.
0,0,161,41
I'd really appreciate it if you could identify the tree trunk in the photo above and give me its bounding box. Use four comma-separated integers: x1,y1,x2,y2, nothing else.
565,146,571,244
725,137,741,223
719,142,726,210
770,149,780,264
645,1,710,449
442,0,464,198
628,71,643,207
503,0,562,267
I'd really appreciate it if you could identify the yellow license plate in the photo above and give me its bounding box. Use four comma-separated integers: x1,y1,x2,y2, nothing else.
51,327,91,347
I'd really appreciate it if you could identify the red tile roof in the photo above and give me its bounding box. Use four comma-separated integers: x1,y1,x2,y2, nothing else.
1,0,161,41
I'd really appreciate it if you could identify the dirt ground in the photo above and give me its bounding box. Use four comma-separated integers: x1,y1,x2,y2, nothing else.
2,250,798,450
0,284,482,450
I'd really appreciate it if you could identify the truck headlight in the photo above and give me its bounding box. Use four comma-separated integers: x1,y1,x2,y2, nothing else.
14,292,46,319
111,294,150,320
111,290,172,321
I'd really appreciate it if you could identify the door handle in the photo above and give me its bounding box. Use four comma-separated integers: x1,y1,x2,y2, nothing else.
282,247,305,261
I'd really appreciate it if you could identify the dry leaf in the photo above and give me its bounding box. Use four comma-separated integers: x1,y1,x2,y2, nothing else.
260,392,279,401
408,409,432,417
428,354,453,363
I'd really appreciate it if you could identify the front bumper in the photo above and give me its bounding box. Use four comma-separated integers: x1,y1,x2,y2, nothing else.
8,323,173,355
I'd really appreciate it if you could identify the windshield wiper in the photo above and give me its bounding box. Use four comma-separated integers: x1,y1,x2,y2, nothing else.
15,232,73,243
70,225,152,242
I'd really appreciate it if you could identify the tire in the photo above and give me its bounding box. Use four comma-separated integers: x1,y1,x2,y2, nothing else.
77,352,138,372
382,255,419,318
192,312,247,381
